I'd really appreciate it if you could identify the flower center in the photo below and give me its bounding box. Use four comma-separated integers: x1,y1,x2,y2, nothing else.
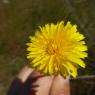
46,40,58,55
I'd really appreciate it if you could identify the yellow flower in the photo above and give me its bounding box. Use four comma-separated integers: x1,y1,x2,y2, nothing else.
26,21,88,78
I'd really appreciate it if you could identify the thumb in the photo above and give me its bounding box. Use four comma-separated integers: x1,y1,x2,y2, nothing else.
50,75,70,95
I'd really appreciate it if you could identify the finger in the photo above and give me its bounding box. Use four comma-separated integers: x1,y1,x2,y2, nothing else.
30,69,43,78
50,75,70,95
31,76,54,95
17,65,34,83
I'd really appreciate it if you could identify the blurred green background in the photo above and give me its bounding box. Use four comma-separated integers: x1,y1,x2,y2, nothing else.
0,0,95,95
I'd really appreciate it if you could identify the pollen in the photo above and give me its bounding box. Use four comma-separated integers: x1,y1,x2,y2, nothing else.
46,40,58,55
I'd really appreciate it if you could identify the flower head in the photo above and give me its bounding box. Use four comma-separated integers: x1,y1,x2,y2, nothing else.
26,21,88,78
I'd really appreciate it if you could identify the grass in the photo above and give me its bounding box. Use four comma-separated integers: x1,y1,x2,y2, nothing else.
0,0,95,95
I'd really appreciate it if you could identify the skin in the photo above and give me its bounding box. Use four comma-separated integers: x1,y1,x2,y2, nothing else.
17,66,70,95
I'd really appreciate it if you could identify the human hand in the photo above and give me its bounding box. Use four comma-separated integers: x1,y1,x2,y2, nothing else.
8,66,70,95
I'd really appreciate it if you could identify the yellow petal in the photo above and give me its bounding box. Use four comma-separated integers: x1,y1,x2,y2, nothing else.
66,62,77,71
75,45,88,51
48,56,54,75
67,55,86,68
60,64,68,78
66,62,78,78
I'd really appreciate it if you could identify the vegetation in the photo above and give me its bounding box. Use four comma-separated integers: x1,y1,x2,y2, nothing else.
0,0,95,95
